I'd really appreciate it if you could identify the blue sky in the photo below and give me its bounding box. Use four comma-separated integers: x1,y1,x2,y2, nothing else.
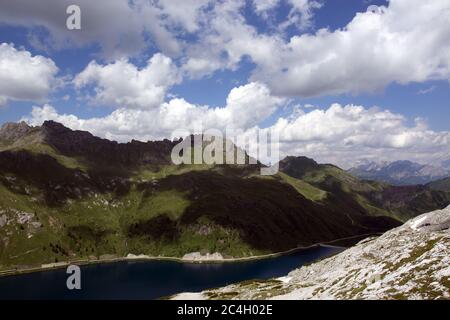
0,0,449,167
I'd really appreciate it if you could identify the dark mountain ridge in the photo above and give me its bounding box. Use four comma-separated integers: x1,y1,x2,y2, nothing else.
42,121,178,167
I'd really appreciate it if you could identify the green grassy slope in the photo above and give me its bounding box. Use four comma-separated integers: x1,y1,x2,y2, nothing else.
279,157,450,222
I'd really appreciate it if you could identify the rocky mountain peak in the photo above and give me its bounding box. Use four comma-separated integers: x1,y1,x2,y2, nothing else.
0,121,32,141
41,120,80,135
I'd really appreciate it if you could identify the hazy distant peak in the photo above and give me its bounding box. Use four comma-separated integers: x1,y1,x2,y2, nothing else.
349,159,450,186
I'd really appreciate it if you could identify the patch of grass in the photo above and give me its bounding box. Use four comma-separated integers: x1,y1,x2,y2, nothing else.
301,165,384,194
207,291,239,300
278,172,327,201
0,185,70,267
3,142,88,171
390,238,442,271
134,164,213,180
125,219,261,258
175,221,260,257
349,283,368,297
25,144,88,171
354,194,391,218
377,238,444,289
138,190,190,221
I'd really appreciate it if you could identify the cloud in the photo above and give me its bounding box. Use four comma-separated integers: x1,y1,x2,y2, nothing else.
253,0,280,14
181,0,450,97
1,0,449,99
252,0,321,30
139,0,209,57
0,43,58,106
155,0,211,33
0,0,200,59
73,53,180,110
0,96,8,107
225,82,285,128
280,0,323,31
418,86,437,95
251,0,450,97
0,0,147,60
23,82,284,140
0,0,207,60
182,1,284,79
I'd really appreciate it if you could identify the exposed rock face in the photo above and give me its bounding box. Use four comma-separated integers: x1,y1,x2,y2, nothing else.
0,121,32,141
174,206,450,300
410,207,450,232
182,252,224,261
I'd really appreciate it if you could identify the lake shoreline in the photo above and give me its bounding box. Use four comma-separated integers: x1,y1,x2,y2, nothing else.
0,233,377,279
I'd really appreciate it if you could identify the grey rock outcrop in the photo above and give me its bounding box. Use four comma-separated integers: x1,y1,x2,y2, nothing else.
0,121,32,141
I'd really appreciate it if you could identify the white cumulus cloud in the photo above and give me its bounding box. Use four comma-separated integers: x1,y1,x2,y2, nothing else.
179,0,450,98
0,43,58,106
265,104,450,167
73,53,180,110
23,82,284,141
251,0,450,97
1,0,449,99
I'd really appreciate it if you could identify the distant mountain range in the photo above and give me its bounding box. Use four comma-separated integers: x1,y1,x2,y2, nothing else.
0,121,449,271
348,160,450,186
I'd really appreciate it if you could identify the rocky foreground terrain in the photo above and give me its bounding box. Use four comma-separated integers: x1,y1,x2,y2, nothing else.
173,206,450,300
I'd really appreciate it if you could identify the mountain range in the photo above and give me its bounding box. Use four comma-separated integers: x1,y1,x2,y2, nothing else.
348,160,450,186
0,121,449,271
